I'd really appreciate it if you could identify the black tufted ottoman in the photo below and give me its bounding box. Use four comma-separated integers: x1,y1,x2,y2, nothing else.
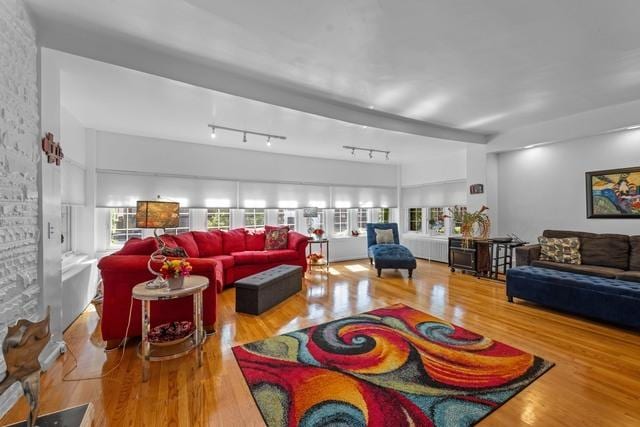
235,265,302,315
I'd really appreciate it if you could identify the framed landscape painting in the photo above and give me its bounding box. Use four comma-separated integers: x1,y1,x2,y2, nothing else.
586,167,640,218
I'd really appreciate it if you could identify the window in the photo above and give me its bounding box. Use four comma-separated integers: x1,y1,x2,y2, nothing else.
61,205,72,254
357,208,368,233
207,208,230,230
408,208,422,232
110,207,142,245
429,207,445,234
378,208,390,223
333,208,348,236
452,206,467,235
165,208,190,235
244,208,265,229
277,209,296,230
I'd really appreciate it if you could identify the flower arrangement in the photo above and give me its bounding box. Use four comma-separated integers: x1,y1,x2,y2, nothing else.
446,205,491,245
312,228,325,239
160,259,192,279
308,252,324,264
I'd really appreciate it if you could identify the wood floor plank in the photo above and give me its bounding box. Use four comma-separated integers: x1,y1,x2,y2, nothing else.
1,260,639,426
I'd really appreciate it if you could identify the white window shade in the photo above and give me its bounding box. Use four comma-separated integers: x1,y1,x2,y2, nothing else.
239,182,330,209
331,186,397,208
96,171,237,208
402,181,466,207
61,161,86,206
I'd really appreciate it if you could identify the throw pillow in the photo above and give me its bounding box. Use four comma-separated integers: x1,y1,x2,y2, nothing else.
374,228,394,244
265,228,288,250
161,246,188,258
538,236,581,264
118,237,158,255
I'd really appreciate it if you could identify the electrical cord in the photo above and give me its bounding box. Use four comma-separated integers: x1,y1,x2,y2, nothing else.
62,295,135,382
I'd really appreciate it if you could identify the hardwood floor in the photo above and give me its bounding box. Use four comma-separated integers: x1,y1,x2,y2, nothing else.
2,259,639,426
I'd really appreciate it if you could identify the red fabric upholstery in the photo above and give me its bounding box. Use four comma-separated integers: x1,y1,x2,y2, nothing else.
98,228,308,342
192,230,223,257
222,228,246,254
245,229,266,251
266,249,298,263
97,255,218,341
172,232,200,258
159,234,177,248
232,251,270,265
117,237,158,255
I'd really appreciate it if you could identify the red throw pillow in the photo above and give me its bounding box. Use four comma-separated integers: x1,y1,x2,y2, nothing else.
222,228,246,254
158,234,177,248
245,229,266,251
118,237,158,255
172,232,200,258
192,230,223,257
265,228,288,250
265,225,290,233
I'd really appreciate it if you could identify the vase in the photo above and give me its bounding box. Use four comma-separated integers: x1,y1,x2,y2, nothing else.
168,276,185,290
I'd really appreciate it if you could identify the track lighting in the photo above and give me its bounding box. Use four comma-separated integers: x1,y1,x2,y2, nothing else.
343,145,391,161
207,124,286,144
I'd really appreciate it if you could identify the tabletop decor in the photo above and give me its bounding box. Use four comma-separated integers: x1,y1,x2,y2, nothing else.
586,167,640,218
160,259,192,289
312,228,325,240
148,320,194,346
233,303,553,427
447,205,491,246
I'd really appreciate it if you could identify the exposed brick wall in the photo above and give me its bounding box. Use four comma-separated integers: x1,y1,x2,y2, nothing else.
0,0,41,371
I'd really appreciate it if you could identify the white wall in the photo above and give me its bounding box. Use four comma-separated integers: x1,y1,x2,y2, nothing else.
96,131,398,187
401,150,466,186
498,129,640,242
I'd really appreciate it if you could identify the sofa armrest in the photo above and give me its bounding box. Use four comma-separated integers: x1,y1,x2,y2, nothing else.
516,244,541,266
288,231,309,254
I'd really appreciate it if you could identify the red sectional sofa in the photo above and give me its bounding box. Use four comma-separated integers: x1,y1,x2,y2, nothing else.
98,227,308,348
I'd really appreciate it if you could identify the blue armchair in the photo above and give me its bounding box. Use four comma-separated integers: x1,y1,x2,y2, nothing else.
366,223,417,278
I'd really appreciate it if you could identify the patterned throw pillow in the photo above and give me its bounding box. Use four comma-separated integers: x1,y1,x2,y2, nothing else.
374,228,395,244
265,228,288,250
161,246,188,258
538,236,581,264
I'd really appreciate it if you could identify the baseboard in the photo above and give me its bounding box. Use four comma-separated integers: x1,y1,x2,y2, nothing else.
0,340,65,420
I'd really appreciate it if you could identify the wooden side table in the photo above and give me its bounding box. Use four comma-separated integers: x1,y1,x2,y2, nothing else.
132,275,209,382
307,238,329,272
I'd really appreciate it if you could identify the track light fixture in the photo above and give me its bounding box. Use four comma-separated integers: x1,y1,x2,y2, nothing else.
208,124,286,145
343,145,391,161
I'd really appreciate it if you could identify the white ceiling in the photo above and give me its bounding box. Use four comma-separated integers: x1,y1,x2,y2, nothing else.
57,52,466,164
26,0,640,135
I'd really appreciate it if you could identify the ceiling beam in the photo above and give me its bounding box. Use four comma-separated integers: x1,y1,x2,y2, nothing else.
32,13,488,144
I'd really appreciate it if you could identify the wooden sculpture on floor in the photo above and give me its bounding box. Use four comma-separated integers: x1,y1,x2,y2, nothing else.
0,307,51,427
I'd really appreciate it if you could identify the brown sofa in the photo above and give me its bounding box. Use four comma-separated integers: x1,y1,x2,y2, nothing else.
516,230,640,282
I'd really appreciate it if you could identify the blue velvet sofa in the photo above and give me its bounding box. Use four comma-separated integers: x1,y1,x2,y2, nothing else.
366,223,417,278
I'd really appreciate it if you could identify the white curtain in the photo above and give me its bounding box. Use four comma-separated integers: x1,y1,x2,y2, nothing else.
238,182,331,209
331,186,397,208
402,181,466,207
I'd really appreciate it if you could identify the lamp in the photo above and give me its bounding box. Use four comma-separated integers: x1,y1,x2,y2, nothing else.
136,197,180,288
303,207,319,235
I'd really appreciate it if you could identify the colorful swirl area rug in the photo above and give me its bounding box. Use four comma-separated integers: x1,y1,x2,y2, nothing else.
232,304,553,427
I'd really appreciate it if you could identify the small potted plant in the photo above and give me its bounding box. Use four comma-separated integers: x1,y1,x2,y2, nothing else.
160,259,193,290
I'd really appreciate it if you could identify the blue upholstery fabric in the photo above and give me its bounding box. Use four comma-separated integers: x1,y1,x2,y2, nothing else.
506,266,640,329
366,223,399,247
369,244,417,270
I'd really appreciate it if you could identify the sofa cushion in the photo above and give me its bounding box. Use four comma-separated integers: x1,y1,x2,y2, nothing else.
265,227,289,250
118,237,158,255
245,229,266,251
531,260,624,278
231,251,270,265
615,271,640,283
630,236,640,271
266,249,298,263
172,232,199,258
581,234,629,270
209,254,235,269
159,234,177,248
538,237,581,264
162,246,188,258
222,228,246,254
375,228,395,244
192,230,223,257
542,229,597,243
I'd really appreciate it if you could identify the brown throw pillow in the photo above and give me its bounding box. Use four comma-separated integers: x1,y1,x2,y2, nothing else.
538,236,581,265
161,246,188,258
265,228,288,250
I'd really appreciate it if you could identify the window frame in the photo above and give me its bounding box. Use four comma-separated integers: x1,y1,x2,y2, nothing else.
110,207,143,247
276,209,297,230
408,208,423,232
428,207,446,235
207,208,231,231
356,208,368,233
244,208,266,230
333,208,349,236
